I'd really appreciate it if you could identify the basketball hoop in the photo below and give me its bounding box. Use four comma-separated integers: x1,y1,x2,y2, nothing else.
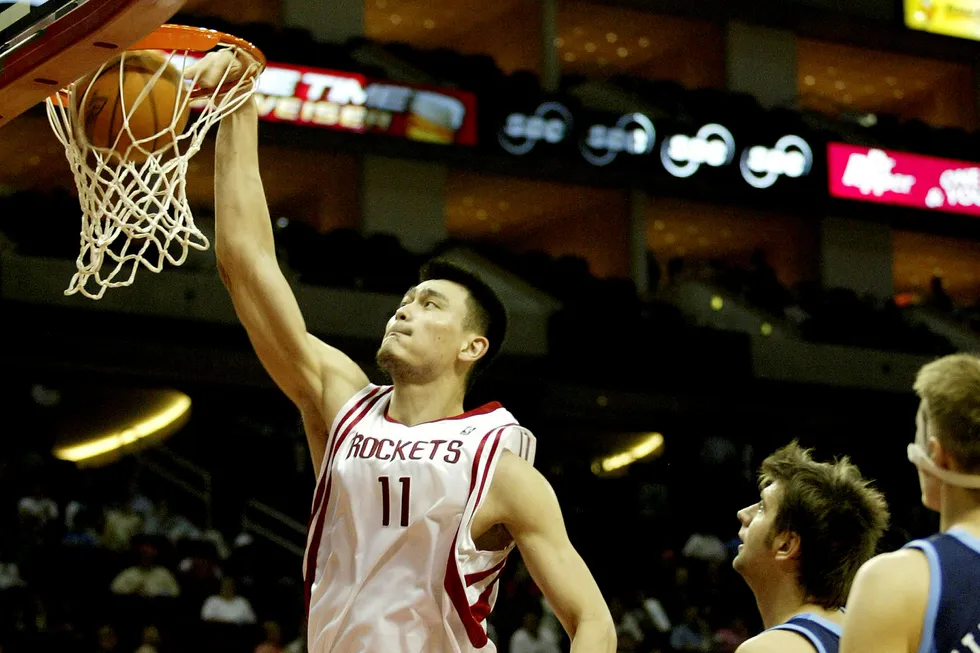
44,24,266,299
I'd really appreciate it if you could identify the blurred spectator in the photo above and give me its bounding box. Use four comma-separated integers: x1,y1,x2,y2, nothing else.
143,499,201,543
127,480,156,520
201,577,256,625
103,500,143,552
927,275,954,312
681,533,727,564
95,623,119,653
0,558,25,591
670,606,712,652
255,620,283,653
713,616,749,653
509,602,560,653
283,620,307,653
62,503,103,548
109,543,180,598
135,625,162,653
17,481,58,527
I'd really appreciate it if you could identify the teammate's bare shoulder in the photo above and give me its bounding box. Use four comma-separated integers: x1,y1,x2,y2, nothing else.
839,549,929,653
736,630,825,653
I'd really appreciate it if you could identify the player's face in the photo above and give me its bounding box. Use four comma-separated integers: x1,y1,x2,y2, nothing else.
914,402,942,511
732,482,781,577
376,279,479,382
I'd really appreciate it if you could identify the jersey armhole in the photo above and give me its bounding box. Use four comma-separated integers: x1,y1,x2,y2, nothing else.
463,425,536,550
316,384,389,481
767,624,827,653
903,540,941,653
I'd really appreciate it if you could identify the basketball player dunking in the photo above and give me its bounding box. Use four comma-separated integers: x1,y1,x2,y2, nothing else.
732,442,889,653
841,354,980,653
191,55,616,653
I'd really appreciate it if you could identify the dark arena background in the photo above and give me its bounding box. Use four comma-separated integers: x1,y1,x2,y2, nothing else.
1,0,979,652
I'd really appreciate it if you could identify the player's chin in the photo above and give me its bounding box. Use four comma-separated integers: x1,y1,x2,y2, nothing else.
375,343,410,373
731,549,747,573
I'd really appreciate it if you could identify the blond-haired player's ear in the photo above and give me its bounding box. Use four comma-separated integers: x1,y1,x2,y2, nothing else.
773,531,802,563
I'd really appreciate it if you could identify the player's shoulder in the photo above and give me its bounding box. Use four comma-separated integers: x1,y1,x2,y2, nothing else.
437,401,525,436
847,548,931,617
853,548,930,590
735,629,819,653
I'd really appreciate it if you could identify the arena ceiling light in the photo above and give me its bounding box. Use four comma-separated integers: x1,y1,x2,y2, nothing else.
592,432,664,475
53,389,191,467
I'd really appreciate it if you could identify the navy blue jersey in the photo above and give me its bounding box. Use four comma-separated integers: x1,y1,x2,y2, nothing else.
768,613,842,653
904,527,980,653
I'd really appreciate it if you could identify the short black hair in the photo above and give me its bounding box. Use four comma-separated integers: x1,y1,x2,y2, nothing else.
418,258,507,384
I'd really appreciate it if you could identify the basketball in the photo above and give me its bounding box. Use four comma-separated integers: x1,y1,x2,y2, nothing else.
75,50,190,162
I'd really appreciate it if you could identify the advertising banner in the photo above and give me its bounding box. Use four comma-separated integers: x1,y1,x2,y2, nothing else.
905,0,980,41
171,54,478,146
828,143,980,217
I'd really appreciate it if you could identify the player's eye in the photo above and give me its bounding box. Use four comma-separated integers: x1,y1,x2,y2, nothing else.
424,300,437,308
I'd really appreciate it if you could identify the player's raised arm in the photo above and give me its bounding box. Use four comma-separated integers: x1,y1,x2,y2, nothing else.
489,452,616,653
198,53,369,470
839,551,929,653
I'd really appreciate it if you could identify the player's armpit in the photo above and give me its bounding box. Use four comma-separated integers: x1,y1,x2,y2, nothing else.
839,550,929,653
491,452,616,653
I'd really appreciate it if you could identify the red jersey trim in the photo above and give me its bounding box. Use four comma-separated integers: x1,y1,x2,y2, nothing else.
383,400,504,425
308,386,386,530
443,426,506,648
304,386,391,616
464,557,508,587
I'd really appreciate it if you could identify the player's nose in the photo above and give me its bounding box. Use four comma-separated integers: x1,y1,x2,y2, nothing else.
736,504,754,526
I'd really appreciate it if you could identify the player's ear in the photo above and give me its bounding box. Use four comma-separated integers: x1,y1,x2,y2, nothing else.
773,530,802,562
459,335,488,364
928,436,957,471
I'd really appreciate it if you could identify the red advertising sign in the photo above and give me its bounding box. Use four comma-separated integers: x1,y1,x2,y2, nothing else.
828,142,980,217
173,54,478,146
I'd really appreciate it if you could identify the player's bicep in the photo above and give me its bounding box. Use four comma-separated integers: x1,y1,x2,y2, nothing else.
496,454,610,636
218,252,366,411
840,552,928,653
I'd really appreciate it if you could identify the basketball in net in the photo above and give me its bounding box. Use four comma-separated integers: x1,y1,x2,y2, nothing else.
74,50,191,163
46,25,266,300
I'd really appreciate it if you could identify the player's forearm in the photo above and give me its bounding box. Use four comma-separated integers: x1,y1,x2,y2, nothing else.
569,615,617,653
214,99,276,265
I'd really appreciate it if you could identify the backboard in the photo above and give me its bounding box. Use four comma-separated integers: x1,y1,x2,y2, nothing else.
0,0,186,128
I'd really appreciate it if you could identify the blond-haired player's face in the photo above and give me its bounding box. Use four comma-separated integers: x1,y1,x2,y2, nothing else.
733,482,781,577
376,279,474,382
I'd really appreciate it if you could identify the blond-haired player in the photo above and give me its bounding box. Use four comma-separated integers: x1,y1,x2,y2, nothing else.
841,353,980,653
189,53,615,653
733,442,889,653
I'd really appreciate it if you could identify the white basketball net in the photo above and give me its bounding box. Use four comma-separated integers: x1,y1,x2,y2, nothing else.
45,44,262,299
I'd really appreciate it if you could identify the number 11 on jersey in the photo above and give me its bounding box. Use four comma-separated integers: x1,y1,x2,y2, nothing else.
379,476,411,527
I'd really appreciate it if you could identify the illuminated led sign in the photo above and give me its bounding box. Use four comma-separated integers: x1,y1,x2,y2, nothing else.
498,102,573,155
828,143,980,216
171,54,478,145
740,136,814,189
661,123,735,178
579,113,656,167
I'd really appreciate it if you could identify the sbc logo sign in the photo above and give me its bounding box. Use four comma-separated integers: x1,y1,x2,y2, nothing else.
579,113,656,167
661,123,735,178
740,136,813,189
498,102,573,155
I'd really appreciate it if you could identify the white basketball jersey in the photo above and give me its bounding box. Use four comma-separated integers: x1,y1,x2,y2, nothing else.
304,384,537,653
